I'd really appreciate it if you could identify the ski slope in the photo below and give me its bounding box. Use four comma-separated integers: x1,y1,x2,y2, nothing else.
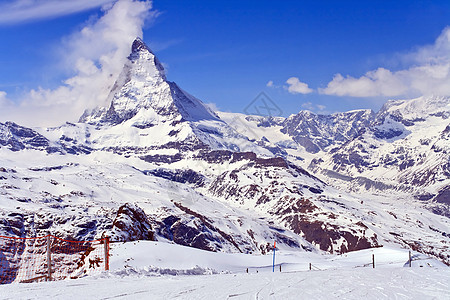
1,241,448,299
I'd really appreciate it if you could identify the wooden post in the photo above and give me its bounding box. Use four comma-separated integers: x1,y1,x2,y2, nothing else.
47,235,52,281
104,236,110,271
279,264,281,272
372,254,375,268
246,268,248,273
409,251,412,267
309,263,312,271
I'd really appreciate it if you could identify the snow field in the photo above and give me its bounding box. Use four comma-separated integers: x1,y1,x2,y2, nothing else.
107,241,447,274
2,241,448,299
2,268,449,299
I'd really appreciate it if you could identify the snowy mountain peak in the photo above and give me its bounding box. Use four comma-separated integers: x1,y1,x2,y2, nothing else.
131,37,151,54
280,108,375,153
79,38,218,125
378,95,450,120
371,96,450,134
127,37,166,81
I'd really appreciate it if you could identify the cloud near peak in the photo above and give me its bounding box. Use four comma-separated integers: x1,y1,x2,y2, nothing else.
0,0,154,127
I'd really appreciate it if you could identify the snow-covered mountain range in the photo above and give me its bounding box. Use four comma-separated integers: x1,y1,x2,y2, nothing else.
0,38,448,265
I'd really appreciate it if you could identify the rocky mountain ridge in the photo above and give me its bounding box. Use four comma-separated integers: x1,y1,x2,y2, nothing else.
224,95,449,208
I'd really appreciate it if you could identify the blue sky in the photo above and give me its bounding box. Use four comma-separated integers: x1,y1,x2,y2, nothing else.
0,0,449,125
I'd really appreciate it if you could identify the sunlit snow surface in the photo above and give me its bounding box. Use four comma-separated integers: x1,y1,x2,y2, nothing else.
1,241,448,299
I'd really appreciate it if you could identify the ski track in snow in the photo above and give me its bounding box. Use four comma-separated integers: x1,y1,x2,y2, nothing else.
1,268,449,299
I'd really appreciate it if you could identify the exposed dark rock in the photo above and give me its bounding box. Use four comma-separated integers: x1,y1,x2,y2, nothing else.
30,165,64,172
108,203,154,242
255,157,287,168
373,128,404,139
331,152,370,172
0,213,25,237
0,122,53,152
280,109,374,153
157,215,217,251
415,194,435,201
231,152,257,162
283,215,378,253
308,186,323,194
155,202,243,253
197,150,233,163
352,177,401,191
144,168,206,187
140,153,183,164
132,122,155,129
434,186,450,205
401,239,450,266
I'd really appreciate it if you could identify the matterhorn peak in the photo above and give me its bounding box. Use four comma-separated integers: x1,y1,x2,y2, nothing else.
131,37,150,53
125,37,166,81
79,37,217,125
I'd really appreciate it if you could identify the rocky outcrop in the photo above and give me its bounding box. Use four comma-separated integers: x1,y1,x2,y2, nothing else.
0,122,54,152
280,109,374,153
108,203,154,242
208,157,378,254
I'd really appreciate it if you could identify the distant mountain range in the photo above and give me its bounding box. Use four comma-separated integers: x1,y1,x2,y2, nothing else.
1,38,448,264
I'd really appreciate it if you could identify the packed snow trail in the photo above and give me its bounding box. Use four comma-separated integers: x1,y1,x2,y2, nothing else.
1,268,449,299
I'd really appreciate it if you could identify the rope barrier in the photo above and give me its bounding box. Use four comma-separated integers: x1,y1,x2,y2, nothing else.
0,235,109,284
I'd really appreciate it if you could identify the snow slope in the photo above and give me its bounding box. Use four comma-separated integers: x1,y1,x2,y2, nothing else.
1,241,448,299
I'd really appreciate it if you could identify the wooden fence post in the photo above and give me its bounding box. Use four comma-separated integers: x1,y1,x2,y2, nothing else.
279,264,281,272
409,251,412,267
372,254,375,268
309,263,312,271
104,236,110,271
47,235,52,281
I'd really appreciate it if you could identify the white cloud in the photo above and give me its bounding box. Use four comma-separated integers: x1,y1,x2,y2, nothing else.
0,91,13,108
301,102,314,110
320,26,450,98
205,102,219,112
301,101,327,112
320,68,407,97
266,80,283,89
285,77,313,94
317,104,326,111
0,0,116,25
0,0,154,127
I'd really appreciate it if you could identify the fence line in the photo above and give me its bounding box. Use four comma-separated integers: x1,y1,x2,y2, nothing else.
0,235,109,284
246,251,415,273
